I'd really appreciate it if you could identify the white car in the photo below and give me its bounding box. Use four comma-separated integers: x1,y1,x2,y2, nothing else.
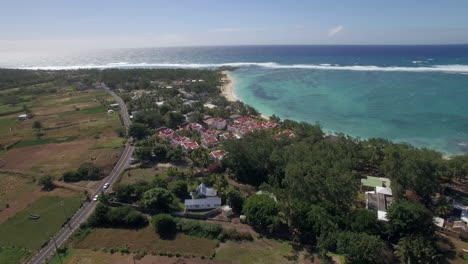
103,183,110,189
92,195,99,201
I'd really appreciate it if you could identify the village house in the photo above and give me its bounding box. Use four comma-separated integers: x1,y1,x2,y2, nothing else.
207,117,227,130
200,129,219,139
227,124,243,134
187,122,203,132
170,135,191,147
110,103,120,108
184,183,221,211
182,141,199,153
158,128,174,139
209,150,227,162
235,116,255,126
219,132,235,140
201,136,218,148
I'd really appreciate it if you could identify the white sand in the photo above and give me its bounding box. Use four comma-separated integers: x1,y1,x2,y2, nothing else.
221,71,238,102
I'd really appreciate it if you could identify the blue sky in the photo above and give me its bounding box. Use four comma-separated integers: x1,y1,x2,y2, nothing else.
1,0,468,51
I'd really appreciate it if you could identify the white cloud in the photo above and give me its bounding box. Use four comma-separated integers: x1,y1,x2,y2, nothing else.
328,25,344,36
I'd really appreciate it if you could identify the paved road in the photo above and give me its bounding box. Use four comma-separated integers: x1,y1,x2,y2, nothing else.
28,88,133,264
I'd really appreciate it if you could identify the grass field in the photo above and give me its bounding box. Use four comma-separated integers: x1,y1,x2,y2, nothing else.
215,239,296,264
75,226,218,256
0,196,82,250
118,168,159,185
0,247,31,264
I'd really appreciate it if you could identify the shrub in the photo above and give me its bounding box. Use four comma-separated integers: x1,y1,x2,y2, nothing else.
88,203,148,228
221,229,254,241
175,219,223,239
152,214,177,239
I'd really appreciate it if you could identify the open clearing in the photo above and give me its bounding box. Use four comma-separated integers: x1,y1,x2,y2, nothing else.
75,226,218,257
49,249,232,264
118,167,160,185
0,247,31,264
215,240,297,264
0,195,82,250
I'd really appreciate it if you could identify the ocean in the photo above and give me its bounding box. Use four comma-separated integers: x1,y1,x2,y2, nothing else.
2,45,468,154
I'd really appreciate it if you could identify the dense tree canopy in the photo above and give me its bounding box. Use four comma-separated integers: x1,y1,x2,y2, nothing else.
243,194,280,232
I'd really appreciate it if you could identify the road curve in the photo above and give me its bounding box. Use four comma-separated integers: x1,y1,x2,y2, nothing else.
28,87,133,264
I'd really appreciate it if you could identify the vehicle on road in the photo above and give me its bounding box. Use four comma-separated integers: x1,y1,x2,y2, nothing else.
92,195,99,201
103,182,110,189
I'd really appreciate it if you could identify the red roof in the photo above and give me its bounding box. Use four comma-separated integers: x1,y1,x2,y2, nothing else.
210,151,226,157
214,117,225,122
172,135,190,142
235,117,254,124
159,128,174,136
188,122,202,129
203,137,218,143
183,141,199,149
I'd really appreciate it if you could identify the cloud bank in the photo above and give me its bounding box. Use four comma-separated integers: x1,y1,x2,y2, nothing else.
328,25,344,36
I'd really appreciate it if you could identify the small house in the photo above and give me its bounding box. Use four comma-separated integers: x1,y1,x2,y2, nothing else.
158,128,174,139
201,137,218,148
196,183,217,197
182,141,199,153
17,114,28,121
208,117,226,130
366,186,393,221
209,150,227,162
110,103,120,108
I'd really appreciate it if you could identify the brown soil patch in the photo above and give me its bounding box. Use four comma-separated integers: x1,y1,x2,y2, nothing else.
75,227,217,257
34,103,94,116
0,139,94,176
64,249,230,264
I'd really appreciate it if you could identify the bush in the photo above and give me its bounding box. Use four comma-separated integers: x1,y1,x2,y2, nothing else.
221,228,254,241
243,194,279,232
175,219,223,239
63,163,103,182
152,214,177,239
88,203,148,228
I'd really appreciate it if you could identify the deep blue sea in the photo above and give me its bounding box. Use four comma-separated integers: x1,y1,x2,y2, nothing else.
2,45,468,154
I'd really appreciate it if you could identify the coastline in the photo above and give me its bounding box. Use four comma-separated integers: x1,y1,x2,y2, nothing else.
221,70,238,102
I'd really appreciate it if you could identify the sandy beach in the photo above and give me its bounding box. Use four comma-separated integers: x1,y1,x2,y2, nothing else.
221,70,238,102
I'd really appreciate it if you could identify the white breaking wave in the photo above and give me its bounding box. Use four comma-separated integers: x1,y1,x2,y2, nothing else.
18,62,468,73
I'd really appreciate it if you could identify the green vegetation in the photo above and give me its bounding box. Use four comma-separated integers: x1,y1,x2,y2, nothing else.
62,163,103,182
175,218,223,240
0,196,81,249
215,240,295,264
0,247,31,264
152,213,177,239
38,175,54,190
242,194,280,232
140,187,177,213
86,203,147,228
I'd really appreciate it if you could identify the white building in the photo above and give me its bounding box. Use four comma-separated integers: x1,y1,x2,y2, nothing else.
17,114,28,121
184,196,222,211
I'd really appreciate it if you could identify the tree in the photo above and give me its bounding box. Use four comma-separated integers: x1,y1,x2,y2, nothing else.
168,180,188,200
114,184,135,203
152,213,177,239
243,194,279,232
334,231,386,264
140,187,176,213
32,120,42,130
395,235,441,264
38,175,54,190
349,209,383,236
164,111,184,129
128,122,150,140
190,147,210,168
226,189,244,214
387,200,433,239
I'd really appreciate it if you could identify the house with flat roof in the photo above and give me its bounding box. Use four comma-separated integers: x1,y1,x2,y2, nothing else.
366,186,393,221
361,176,391,190
17,114,28,121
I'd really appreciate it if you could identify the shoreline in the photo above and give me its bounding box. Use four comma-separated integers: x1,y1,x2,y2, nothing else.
221,71,238,102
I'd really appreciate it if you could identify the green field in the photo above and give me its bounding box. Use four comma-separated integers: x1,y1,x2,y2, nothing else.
215,239,296,264
118,168,159,185
0,196,82,250
0,247,31,264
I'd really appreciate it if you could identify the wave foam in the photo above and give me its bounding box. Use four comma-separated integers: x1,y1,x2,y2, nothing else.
18,62,468,73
